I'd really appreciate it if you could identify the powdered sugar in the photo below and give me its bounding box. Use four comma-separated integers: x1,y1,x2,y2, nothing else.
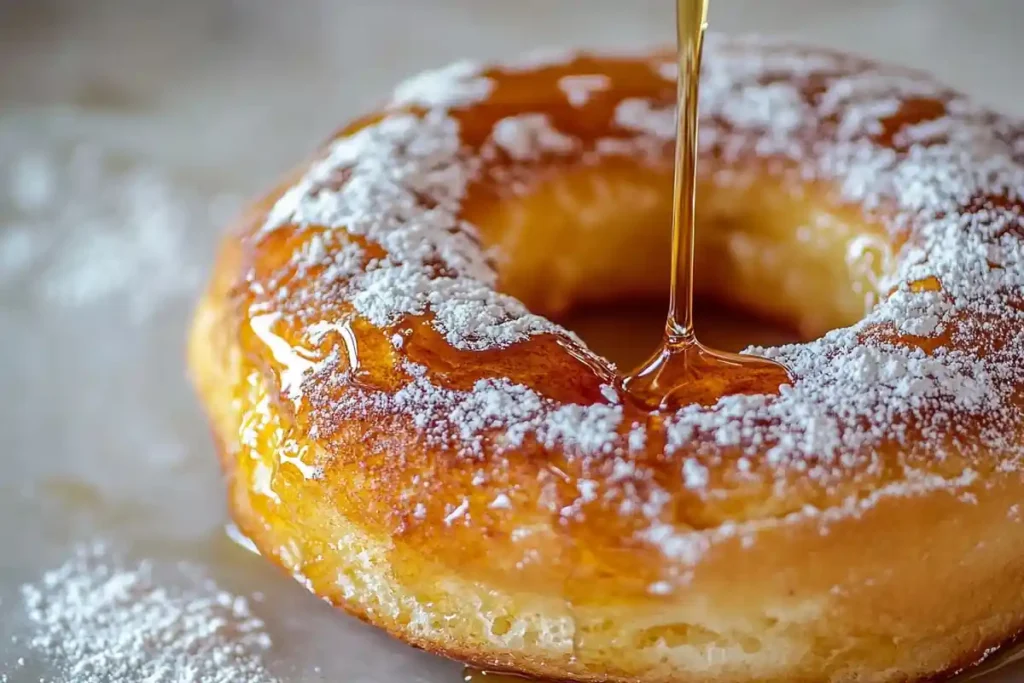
559,74,612,107
1,142,232,321
390,60,494,111
0,227,42,283
242,36,1024,562
261,109,568,350
502,47,580,73
8,151,56,214
614,97,677,140
489,114,577,161
18,542,276,683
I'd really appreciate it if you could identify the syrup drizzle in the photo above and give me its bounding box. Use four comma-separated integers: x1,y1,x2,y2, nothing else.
463,4,791,682
621,0,791,410
463,668,525,683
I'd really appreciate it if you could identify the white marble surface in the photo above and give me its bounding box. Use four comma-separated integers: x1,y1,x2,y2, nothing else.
1,1,1023,681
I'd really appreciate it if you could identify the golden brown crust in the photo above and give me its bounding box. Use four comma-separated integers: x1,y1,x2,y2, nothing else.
189,37,1024,682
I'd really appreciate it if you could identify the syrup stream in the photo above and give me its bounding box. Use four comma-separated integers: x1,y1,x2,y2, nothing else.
621,0,791,410
465,3,786,681
666,0,708,344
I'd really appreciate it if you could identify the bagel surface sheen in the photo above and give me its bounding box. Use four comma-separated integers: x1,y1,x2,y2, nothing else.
188,35,1024,683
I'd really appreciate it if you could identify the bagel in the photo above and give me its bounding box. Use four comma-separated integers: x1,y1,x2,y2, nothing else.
188,35,1024,683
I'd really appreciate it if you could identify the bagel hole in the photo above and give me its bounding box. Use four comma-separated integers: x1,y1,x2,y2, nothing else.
558,300,803,372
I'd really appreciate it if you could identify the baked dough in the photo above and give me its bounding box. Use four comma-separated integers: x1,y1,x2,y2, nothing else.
189,35,1024,682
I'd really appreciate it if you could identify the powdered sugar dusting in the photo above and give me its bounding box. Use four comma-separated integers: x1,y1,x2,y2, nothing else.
245,35,1024,562
615,97,677,140
502,47,580,73
390,60,494,110
559,74,612,107
19,542,276,683
489,114,577,161
1,142,233,321
260,110,567,351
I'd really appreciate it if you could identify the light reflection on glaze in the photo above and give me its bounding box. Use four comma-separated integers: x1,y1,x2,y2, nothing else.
845,232,893,309
463,668,529,683
250,312,320,404
225,522,261,555
250,457,281,503
309,318,361,373
278,442,321,480
955,638,1024,681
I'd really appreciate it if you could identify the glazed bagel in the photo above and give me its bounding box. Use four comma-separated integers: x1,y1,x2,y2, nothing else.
189,35,1024,683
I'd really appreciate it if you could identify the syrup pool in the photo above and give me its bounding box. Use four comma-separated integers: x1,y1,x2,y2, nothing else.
562,301,801,371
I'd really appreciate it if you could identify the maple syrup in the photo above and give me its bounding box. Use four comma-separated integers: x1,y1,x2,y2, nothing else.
621,0,791,410
562,301,799,372
463,667,527,683
461,2,795,681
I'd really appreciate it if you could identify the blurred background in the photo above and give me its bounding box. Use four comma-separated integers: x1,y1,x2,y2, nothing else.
1,2,1023,682
2,0,1022,189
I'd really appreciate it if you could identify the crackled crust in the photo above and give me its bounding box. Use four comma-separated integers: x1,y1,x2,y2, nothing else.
189,36,1024,682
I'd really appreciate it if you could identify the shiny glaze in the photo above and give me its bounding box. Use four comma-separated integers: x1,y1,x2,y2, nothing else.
205,30,1024,647
225,39,1019,595
464,668,528,683
190,27,1024,683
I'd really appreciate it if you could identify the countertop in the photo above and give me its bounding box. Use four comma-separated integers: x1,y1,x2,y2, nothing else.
1,2,1023,681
